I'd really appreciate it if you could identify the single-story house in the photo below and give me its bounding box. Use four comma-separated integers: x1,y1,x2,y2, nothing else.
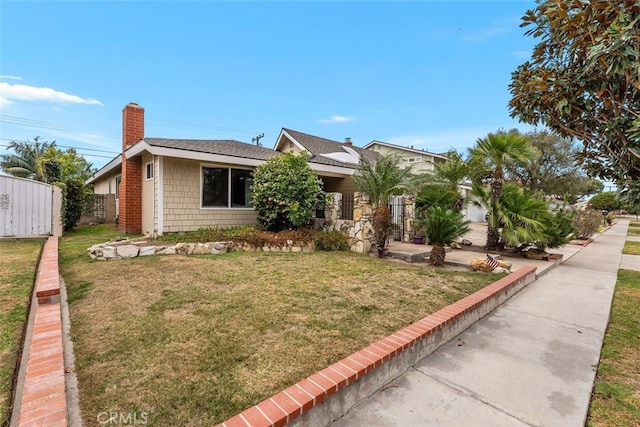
87,103,377,236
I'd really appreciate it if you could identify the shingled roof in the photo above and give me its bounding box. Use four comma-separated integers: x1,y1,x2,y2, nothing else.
144,138,276,161
281,128,378,167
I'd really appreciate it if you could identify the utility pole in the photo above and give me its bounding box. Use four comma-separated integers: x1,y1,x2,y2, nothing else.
252,133,264,147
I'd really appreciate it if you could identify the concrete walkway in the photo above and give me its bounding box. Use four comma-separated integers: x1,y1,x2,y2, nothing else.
333,220,633,426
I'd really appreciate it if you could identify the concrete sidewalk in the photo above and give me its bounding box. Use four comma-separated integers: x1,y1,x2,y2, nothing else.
333,220,631,426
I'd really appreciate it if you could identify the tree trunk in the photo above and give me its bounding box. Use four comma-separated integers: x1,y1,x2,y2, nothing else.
486,177,503,251
373,206,391,258
429,244,446,266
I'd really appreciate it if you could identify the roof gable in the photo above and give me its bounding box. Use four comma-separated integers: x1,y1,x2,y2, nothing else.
275,128,378,168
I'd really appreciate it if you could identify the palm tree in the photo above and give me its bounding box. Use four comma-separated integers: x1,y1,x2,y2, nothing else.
353,155,412,257
468,131,536,250
0,137,56,182
416,151,470,215
420,206,470,266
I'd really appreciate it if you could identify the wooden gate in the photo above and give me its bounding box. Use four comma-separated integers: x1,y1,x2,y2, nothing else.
0,176,54,237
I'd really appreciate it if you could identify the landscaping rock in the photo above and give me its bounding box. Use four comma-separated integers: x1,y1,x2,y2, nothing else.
139,246,156,256
462,239,472,245
117,245,139,258
450,241,462,249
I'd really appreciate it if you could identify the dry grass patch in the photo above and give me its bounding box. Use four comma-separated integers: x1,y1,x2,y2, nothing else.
623,241,640,256
588,270,640,426
61,225,499,425
0,239,44,425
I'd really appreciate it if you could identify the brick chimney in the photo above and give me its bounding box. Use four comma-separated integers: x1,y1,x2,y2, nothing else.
119,103,144,234
344,137,352,147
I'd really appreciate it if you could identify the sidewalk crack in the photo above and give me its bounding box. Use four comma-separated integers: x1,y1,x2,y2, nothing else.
412,367,540,427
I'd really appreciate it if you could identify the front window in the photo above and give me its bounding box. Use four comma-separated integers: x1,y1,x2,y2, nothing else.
202,166,253,208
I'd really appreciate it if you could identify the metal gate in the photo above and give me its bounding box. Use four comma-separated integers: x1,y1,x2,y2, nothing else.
0,176,53,237
389,196,405,241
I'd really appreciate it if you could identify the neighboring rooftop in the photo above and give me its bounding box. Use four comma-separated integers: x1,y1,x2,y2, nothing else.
364,140,449,160
280,128,379,167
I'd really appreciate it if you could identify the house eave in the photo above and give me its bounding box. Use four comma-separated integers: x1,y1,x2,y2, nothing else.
126,141,268,167
86,155,122,185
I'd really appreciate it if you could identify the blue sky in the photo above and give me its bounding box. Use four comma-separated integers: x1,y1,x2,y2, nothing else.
1,1,539,169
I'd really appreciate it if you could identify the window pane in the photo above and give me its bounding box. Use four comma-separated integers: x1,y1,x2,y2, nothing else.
202,167,229,207
231,169,253,207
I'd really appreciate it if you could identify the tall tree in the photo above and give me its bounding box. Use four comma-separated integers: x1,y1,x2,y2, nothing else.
0,136,55,181
509,0,640,186
468,131,537,250
503,130,603,203
415,150,469,215
353,155,412,257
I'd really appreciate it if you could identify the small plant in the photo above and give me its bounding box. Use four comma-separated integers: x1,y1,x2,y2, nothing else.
315,231,349,251
573,209,603,239
420,207,470,266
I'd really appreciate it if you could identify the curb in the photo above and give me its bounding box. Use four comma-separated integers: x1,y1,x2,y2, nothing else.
12,237,68,427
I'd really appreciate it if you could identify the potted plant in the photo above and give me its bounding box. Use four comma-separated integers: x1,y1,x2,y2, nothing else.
420,206,470,266
411,219,426,244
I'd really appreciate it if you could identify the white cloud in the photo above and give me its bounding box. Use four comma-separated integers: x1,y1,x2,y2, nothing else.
0,82,103,108
319,115,356,124
0,75,23,81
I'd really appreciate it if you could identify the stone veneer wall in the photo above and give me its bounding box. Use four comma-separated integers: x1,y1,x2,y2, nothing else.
315,192,419,249
314,192,376,254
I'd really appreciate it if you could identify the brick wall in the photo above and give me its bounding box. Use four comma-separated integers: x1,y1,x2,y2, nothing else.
119,103,144,234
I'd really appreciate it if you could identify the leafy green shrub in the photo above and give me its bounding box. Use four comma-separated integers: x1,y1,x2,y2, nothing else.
588,192,621,211
574,209,603,239
251,152,323,232
315,231,349,251
537,206,576,250
63,177,90,231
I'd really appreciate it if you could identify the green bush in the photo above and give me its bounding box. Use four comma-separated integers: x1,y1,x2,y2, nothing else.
251,152,323,232
537,206,576,250
588,192,621,211
574,209,603,239
315,231,349,251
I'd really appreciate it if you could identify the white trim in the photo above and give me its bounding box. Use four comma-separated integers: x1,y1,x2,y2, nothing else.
306,162,356,177
126,141,266,167
145,161,154,180
275,129,310,154
86,155,122,184
157,156,163,236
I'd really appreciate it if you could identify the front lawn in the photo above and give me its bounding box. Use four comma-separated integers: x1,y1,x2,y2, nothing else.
588,269,640,426
628,221,640,236
60,225,499,425
0,239,45,425
622,241,640,256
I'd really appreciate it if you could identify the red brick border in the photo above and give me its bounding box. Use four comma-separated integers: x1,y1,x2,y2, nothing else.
16,236,68,427
218,266,537,427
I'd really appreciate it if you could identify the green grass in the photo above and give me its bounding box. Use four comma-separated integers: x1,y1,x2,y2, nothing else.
60,225,501,425
627,222,640,236
0,238,45,425
622,241,640,256
588,269,640,426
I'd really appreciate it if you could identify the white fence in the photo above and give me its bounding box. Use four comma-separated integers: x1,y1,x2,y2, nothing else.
0,175,62,237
